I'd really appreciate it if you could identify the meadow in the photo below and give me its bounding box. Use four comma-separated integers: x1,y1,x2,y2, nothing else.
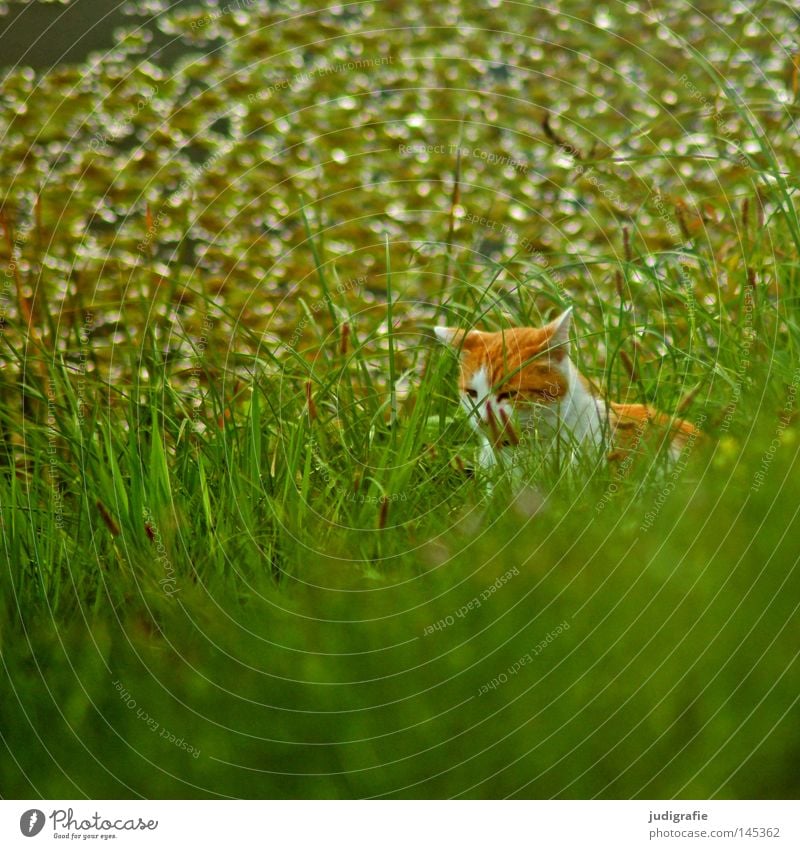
0,0,799,798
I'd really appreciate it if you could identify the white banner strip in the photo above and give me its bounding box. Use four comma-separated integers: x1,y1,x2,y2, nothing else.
3,800,797,848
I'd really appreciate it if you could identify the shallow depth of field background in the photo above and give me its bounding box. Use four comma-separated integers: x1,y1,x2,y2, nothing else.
1,0,799,798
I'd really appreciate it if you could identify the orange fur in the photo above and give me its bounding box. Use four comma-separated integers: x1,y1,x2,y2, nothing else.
605,403,701,461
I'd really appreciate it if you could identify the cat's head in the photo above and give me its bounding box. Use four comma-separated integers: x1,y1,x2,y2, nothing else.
434,309,574,441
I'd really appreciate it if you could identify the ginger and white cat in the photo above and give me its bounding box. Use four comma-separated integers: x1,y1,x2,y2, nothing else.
434,308,699,470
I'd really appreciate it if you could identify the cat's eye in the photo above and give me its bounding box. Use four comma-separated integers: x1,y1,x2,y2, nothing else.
497,391,512,402
465,388,478,399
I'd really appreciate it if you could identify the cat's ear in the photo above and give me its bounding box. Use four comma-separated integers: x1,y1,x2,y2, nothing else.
433,326,471,347
545,307,573,351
